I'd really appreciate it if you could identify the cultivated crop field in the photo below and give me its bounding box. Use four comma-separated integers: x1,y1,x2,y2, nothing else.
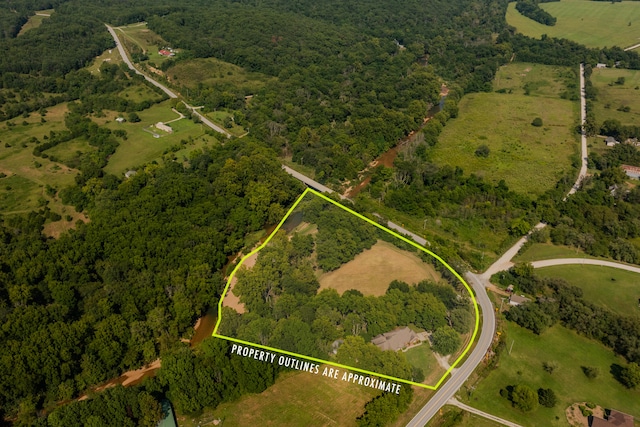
318,240,441,296
506,0,640,49
590,68,640,127
468,323,640,426
537,265,640,317
431,63,579,196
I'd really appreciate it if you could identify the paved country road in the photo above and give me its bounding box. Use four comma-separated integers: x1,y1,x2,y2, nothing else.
406,63,590,426
105,24,232,138
405,270,495,427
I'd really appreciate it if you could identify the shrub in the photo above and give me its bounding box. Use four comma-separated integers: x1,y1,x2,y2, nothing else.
512,384,538,412
532,117,543,127
475,144,490,158
581,366,599,379
537,388,557,408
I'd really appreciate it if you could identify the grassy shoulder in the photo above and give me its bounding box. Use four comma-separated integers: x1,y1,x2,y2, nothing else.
590,68,640,127
536,265,640,317
506,0,640,49
176,369,378,427
465,322,640,427
431,63,578,197
426,405,502,427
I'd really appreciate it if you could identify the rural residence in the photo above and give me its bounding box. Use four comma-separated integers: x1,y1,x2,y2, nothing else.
371,327,420,351
621,164,640,180
156,122,173,133
509,295,530,306
591,409,634,427
158,49,175,57
605,136,619,147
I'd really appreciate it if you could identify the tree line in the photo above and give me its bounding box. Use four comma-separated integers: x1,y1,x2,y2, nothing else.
515,1,557,27
496,266,640,372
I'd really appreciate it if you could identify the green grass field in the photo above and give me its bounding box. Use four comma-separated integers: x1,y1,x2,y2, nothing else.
177,370,378,427
536,265,640,317
514,242,596,263
103,100,221,175
86,48,123,75
466,323,640,427
17,9,53,36
0,105,77,215
431,63,579,196
506,0,640,49
404,343,445,385
590,68,640,127
204,110,247,137
167,57,272,93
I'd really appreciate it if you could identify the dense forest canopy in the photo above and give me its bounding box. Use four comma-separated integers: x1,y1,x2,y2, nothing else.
2,0,640,423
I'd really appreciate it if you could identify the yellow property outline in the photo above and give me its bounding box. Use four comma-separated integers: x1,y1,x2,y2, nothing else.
213,188,480,390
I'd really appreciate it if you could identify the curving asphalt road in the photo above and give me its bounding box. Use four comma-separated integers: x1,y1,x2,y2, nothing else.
105,25,178,99
105,24,231,138
406,270,495,427
407,63,590,426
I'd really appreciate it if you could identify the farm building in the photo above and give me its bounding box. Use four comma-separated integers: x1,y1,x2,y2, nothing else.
158,49,175,57
371,327,420,351
621,164,640,179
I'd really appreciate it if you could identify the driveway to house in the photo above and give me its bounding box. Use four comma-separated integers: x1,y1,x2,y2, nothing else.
531,258,640,274
567,63,588,197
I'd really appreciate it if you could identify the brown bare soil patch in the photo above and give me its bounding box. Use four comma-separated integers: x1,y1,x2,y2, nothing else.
43,210,89,239
566,402,605,427
222,252,259,314
319,240,440,296
79,359,161,401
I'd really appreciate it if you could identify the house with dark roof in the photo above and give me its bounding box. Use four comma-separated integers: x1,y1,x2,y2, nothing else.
591,409,634,427
371,327,420,351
